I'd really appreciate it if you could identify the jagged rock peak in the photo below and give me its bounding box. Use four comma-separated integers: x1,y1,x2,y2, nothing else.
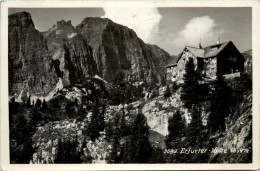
9,11,35,28
56,20,74,29
76,17,112,28
43,19,76,39
57,20,72,26
76,17,137,37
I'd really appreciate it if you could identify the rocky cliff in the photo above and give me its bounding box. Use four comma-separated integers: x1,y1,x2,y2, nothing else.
76,17,171,84
209,91,252,163
44,17,171,85
9,12,171,99
8,12,58,97
43,20,97,86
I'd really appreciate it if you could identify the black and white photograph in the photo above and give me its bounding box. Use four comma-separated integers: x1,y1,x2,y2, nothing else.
1,1,260,170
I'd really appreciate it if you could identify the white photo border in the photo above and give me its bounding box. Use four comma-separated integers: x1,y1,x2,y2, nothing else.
1,1,260,170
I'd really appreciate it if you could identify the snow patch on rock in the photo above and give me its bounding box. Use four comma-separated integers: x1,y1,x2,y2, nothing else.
16,90,24,102
30,78,64,103
68,33,77,39
94,75,108,84
56,30,61,35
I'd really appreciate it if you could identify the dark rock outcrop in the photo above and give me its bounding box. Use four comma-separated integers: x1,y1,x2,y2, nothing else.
8,12,58,97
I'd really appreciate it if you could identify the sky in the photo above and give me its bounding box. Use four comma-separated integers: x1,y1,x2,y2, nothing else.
9,7,252,55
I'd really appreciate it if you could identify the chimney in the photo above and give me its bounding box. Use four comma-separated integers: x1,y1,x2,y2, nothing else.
217,25,221,44
198,43,202,49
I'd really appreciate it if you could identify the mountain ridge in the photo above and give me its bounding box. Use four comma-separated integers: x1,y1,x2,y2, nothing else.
9,12,171,100
75,16,171,84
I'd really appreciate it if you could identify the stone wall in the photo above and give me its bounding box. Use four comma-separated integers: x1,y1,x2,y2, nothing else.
166,67,173,81
166,66,177,82
166,50,218,83
175,51,197,83
205,57,217,78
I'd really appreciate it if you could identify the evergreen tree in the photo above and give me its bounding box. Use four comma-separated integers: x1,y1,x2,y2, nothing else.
148,147,166,163
209,76,233,132
63,139,71,163
66,101,76,118
87,100,105,141
105,121,113,142
110,71,126,105
26,96,31,107
110,127,120,163
85,154,93,163
14,118,36,163
55,139,82,163
109,112,121,163
165,110,185,148
78,106,87,121
51,97,60,108
70,136,82,163
42,99,48,109
120,110,130,137
15,113,28,145
122,112,153,163
35,98,42,108
9,97,18,123
74,98,79,107
18,136,35,163
164,85,172,99
180,58,208,146
180,58,201,110
187,106,201,146
55,139,63,163
109,71,136,105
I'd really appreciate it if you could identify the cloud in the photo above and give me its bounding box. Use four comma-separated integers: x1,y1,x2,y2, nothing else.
102,7,162,44
172,16,224,53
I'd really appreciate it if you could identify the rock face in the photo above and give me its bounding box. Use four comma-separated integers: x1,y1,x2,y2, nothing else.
209,91,252,163
44,20,97,86
31,119,111,164
142,87,185,136
242,49,252,74
76,17,171,84
9,12,171,98
44,17,171,85
8,12,58,97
